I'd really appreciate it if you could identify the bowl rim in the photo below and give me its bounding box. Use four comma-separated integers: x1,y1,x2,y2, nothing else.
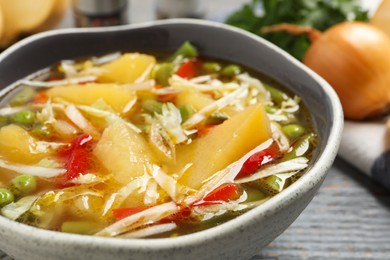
0,18,343,251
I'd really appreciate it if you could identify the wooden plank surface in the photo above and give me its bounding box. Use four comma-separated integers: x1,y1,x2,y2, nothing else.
254,157,390,260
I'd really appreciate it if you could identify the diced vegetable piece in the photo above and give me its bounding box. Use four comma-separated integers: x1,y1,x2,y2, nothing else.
283,134,313,161
176,59,200,79
9,110,36,126
143,99,163,114
60,134,94,182
154,63,175,86
31,123,51,139
179,105,194,122
0,188,14,206
254,175,285,195
61,221,100,235
175,89,213,111
46,83,136,113
264,85,289,104
10,175,36,197
93,120,156,184
221,64,242,76
204,112,228,125
202,62,222,73
235,145,280,179
282,124,305,139
0,124,47,163
98,53,156,84
178,104,272,189
9,87,36,106
200,183,241,204
168,41,198,62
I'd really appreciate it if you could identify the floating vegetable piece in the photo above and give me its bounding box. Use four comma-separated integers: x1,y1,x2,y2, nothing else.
10,174,36,197
46,83,136,113
235,145,280,179
176,59,200,79
98,53,156,84
0,124,48,163
178,105,272,189
167,41,198,62
93,120,157,185
154,63,175,86
60,134,94,183
263,22,390,120
0,188,14,206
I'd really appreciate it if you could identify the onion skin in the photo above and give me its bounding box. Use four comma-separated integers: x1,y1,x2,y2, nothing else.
303,22,390,120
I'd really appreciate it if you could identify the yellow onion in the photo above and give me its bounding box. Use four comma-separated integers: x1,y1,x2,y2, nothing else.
264,22,390,120
304,22,390,120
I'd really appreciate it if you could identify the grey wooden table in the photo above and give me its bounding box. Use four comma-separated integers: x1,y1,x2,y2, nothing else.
1,0,390,259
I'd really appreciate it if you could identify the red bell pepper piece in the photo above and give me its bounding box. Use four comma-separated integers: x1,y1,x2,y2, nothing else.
195,183,242,206
57,134,94,186
112,206,151,220
235,145,280,179
176,59,201,79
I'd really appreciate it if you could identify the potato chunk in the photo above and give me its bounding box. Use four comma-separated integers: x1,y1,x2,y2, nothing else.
175,89,213,111
46,83,135,113
98,53,156,84
178,104,272,189
0,124,46,163
93,120,156,185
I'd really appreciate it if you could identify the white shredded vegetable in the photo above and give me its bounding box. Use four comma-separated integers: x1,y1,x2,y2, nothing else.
170,75,239,92
182,83,249,129
77,105,142,134
65,104,100,138
20,76,97,88
155,103,187,144
102,174,152,216
96,202,179,237
1,195,39,221
0,158,66,178
92,52,121,65
235,157,309,184
70,173,103,185
0,106,31,116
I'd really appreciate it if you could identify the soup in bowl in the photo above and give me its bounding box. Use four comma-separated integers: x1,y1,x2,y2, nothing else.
0,19,343,260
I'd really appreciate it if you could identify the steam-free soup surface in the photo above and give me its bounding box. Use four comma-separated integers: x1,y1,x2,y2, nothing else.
0,42,316,238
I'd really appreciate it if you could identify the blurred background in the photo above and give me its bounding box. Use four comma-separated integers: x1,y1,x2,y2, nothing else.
0,0,383,49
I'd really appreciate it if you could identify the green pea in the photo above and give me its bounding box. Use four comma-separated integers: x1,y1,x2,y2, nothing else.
265,85,289,104
154,63,175,86
282,124,305,139
10,110,36,125
0,188,14,206
265,105,277,114
9,87,36,107
221,64,242,76
10,175,37,197
202,62,222,73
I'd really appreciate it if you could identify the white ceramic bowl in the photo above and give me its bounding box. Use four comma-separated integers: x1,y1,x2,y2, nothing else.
0,19,343,260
